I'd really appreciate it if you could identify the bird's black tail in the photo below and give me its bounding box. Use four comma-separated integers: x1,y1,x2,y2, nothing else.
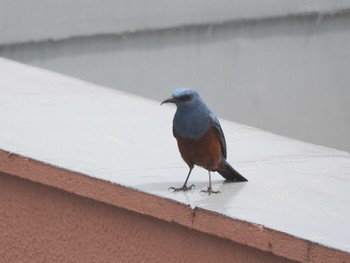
218,161,248,182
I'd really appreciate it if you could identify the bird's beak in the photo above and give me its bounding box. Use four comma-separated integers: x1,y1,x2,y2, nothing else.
161,96,177,105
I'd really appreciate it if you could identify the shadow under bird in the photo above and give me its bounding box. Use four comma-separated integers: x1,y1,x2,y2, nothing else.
161,87,248,194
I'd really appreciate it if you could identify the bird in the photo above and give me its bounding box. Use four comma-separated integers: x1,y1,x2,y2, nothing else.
161,87,248,194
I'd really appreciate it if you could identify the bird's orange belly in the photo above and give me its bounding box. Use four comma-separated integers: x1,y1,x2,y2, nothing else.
175,128,222,170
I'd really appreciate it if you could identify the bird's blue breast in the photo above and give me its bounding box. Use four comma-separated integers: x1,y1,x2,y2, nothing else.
173,107,211,140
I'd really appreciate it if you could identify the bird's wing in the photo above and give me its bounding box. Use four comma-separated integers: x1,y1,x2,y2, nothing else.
209,112,227,159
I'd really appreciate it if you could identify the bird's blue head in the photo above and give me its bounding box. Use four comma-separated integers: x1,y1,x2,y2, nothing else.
161,87,212,139
161,87,202,110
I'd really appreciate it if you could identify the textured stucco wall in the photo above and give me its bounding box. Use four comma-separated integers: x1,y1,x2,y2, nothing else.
0,172,297,263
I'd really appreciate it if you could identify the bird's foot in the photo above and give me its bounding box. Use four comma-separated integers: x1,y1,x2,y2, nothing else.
200,186,221,195
168,184,195,193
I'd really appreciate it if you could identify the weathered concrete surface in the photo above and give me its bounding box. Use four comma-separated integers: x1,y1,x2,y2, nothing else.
0,0,349,45
1,11,350,152
0,58,349,263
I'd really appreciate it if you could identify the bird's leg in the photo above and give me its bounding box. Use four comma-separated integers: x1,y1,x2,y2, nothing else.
169,167,195,192
200,171,221,195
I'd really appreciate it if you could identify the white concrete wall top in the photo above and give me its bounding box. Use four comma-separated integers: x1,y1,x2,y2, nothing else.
1,57,350,254
0,0,350,45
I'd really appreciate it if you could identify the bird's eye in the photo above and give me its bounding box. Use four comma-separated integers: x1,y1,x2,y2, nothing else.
183,95,192,101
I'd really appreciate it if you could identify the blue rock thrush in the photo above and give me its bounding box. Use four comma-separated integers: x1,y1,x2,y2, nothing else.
161,87,248,194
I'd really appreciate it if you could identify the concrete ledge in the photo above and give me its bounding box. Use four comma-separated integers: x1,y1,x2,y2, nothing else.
0,57,350,262
1,150,349,263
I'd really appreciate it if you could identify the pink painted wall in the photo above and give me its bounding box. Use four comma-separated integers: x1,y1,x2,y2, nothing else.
0,172,297,263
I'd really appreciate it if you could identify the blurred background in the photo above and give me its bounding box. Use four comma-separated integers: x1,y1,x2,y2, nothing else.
0,0,349,152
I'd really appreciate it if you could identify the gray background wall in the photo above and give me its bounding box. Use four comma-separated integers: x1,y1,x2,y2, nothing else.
1,0,349,152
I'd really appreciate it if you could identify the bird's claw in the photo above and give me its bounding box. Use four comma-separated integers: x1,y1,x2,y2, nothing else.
168,184,195,193
200,186,221,195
